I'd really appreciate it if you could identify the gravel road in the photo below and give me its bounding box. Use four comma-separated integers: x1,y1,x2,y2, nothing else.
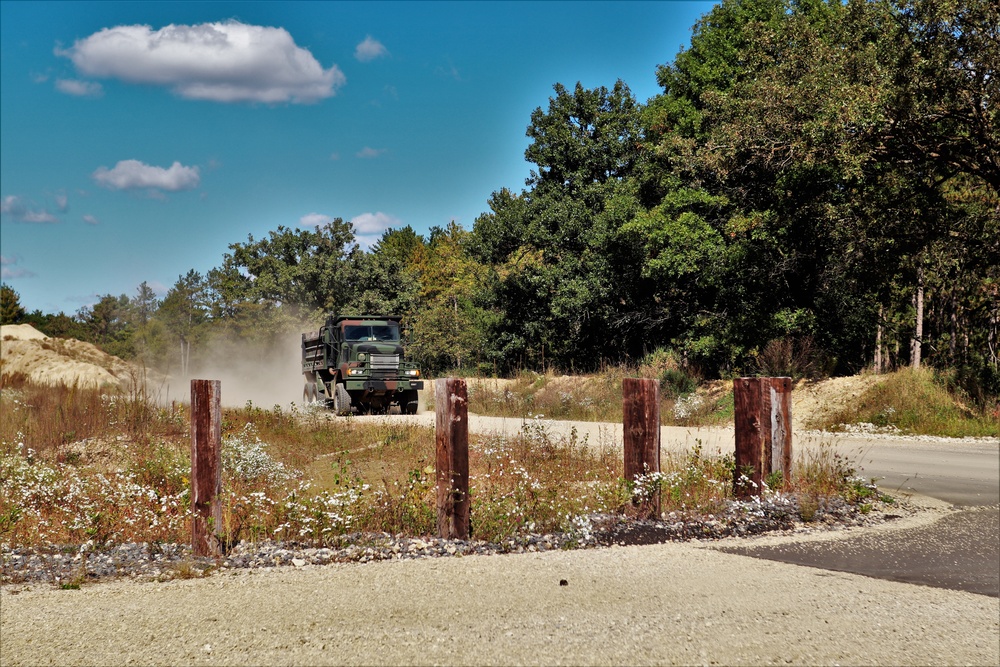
3,498,998,666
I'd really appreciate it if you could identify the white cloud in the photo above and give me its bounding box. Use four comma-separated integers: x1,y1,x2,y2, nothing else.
92,160,200,192
0,255,36,280
147,281,168,297
55,194,68,212
57,21,346,104
299,212,334,228
356,146,386,159
355,36,388,62
83,214,100,225
435,62,462,81
55,78,104,97
351,211,400,235
0,195,59,224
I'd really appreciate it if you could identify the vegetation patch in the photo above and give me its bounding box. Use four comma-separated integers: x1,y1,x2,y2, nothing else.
816,368,998,438
2,380,901,585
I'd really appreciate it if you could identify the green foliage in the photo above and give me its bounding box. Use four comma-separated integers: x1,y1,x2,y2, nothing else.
407,222,484,374
0,284,25,325
472,80,648,372
215,220,359,314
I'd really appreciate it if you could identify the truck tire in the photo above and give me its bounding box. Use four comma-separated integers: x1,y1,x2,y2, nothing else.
302,382,316,404
333,383,352,416
402,389,419,415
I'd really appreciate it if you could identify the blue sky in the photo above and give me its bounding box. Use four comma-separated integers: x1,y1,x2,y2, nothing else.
1,1,715,314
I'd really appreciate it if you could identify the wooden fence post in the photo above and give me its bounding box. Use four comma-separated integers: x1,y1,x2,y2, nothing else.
435,378,470,539
623,378,661,519
734,377,792,499
191,379,222,556
734,377,764,499
768,377,793,485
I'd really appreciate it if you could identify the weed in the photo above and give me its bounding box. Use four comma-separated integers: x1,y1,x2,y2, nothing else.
798,494,819,522
818,368,998,438
169,559,211,580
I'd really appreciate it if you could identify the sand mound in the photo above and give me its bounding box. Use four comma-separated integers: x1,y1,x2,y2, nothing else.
1,324,142,390
1,323,49,342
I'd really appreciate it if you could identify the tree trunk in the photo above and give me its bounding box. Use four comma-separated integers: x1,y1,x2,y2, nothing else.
874,304,884,374
990,307,999,369
911,268,924,370
949,292,958,365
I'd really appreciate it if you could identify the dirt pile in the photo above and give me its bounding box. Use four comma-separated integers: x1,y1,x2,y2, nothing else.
0,324,142,391
702,375,879,429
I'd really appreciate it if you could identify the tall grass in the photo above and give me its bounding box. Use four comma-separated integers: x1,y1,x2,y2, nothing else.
816,368,998,438
0,371,187,458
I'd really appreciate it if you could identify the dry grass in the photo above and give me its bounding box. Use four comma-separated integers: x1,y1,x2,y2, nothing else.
0,371,187,458
465,368,734,427
817,368,998,438
464,366,994,437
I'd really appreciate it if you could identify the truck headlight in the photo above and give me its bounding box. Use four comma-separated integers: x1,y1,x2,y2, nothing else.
358,353,367,361
348,368,365,376
405,369,420,377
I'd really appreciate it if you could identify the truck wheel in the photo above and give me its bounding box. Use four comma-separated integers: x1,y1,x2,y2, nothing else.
333,384,352,416
402,389,419,415
302,382,317,404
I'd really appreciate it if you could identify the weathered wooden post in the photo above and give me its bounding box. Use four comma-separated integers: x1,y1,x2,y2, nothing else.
191,379,222,556
435,378,470,539
734,377,792,499
768,377,793,484
734,377,765,499
623,378,661,519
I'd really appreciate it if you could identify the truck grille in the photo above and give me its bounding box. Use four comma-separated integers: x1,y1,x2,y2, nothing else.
370,354,400,371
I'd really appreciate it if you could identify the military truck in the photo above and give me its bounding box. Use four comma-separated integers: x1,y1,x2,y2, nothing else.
301,315,422,415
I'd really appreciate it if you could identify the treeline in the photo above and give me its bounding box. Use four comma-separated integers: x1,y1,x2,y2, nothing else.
2,0,997,402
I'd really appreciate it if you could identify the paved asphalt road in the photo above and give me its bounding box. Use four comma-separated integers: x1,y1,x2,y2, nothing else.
730,430,999,598
396,413,1000,597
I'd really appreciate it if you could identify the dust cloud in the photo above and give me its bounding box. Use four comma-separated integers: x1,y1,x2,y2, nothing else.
160,330,307,410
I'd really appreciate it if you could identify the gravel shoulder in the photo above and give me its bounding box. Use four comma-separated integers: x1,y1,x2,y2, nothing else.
3,496,998,666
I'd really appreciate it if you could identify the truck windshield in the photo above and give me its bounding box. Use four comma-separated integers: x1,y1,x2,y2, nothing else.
344,325,399,342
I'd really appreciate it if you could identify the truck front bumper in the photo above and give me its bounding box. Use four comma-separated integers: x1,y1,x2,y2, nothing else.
344,379,423,392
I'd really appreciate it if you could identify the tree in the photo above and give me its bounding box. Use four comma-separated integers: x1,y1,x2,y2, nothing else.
131,281,159,325
0,284,25,324
214,219,360,317
472,81,648,371
345,227,423,317
634,0,997,376
157,270,208,375
77,293,134,358
407,222,484,373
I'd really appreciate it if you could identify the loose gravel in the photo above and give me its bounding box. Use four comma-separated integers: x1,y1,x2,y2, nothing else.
1,495,907,588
